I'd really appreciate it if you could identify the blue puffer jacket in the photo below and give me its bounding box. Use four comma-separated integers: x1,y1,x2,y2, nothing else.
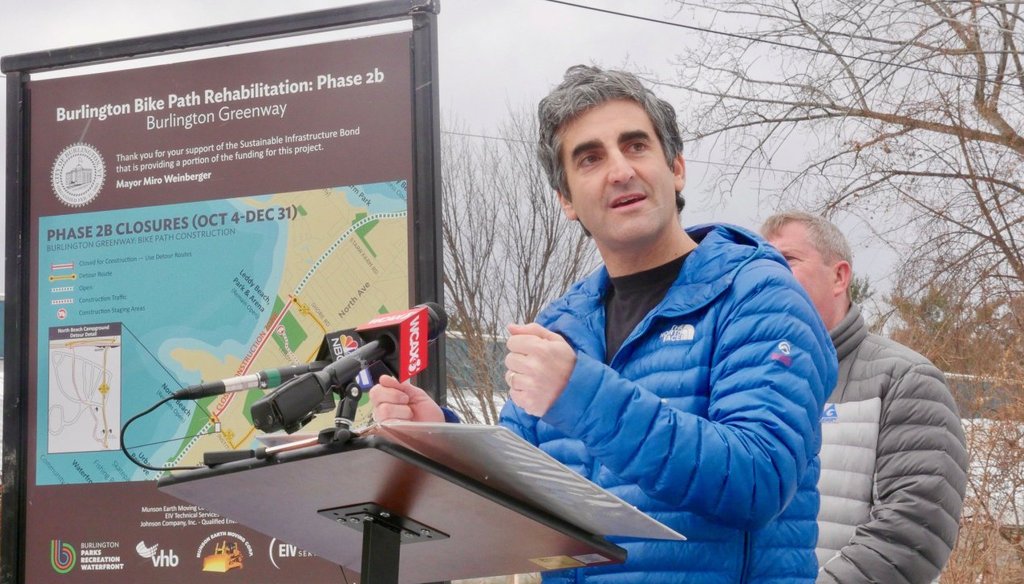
500,224,837,583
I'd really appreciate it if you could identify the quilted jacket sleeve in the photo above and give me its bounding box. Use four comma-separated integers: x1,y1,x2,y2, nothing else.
539,263,835,530
818,355,968,583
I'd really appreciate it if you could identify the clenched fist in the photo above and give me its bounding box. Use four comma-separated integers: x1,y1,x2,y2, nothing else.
369,375,445,423
504,323,576,417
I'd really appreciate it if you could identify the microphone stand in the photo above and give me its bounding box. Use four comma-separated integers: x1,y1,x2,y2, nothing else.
202,376,368,467
191,371,431,584
317,382,362,446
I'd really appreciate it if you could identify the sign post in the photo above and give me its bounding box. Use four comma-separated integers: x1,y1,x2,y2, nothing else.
1,2,443,582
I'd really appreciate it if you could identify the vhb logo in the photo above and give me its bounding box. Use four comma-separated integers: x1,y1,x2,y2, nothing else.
136,541,179,568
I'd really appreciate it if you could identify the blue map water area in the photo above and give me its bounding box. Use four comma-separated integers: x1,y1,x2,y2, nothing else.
340,181,407,214
36,195,288,484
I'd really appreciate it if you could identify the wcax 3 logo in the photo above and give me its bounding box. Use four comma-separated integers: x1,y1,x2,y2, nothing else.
136,541,179,568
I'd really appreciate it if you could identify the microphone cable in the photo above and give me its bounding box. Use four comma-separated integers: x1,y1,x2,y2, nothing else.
120,395,205,472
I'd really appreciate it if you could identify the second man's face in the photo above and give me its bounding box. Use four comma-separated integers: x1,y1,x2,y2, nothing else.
556,99,685,260
767,221,846,330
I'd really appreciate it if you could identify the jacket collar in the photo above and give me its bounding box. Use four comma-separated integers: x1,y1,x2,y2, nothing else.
830,303,868,361
539,223,780,349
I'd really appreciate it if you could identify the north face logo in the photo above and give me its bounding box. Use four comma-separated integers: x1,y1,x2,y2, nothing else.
661,324,695,342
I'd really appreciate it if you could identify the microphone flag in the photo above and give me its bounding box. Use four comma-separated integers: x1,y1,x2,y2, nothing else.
355,305,430,382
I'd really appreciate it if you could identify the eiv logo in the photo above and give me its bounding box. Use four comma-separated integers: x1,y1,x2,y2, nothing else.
661,324,695,343
269,538,316,569
136,541,179,568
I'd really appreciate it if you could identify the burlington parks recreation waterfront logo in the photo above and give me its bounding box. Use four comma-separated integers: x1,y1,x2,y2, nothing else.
50,539,77,574
51,142,105,208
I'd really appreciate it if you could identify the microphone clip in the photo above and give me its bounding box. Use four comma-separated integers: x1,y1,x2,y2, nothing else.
317,382,363,446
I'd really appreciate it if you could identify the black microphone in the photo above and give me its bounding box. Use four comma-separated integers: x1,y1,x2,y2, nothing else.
250,302,447,434
172,361,332,400
171,326,387,401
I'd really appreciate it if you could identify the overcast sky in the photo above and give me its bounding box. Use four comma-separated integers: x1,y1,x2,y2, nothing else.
2,1,771,284
0,0,709,172
0,0,893,296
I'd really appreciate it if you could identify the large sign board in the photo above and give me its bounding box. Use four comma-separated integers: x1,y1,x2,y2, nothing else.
2,2,442,582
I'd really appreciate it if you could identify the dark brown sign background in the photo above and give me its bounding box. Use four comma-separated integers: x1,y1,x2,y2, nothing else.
24,31,414,583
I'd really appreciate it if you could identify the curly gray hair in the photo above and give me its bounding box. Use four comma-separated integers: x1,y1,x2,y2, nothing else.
536,65,685,212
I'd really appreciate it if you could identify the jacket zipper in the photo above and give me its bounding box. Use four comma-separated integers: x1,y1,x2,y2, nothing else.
739,531,751,584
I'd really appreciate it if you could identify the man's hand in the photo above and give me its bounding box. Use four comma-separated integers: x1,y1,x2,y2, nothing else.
504,323,576,417
369,375,445,423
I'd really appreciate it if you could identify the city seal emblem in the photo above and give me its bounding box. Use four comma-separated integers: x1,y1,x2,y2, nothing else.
51,142,105,207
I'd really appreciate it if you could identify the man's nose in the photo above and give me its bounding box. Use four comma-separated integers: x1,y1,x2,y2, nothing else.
606,151,635,184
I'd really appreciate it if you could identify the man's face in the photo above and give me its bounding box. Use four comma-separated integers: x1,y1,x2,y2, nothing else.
766,221,847,330
556,99,685,260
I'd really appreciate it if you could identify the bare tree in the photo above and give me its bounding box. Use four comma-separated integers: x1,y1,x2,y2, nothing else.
662,0,1024,311
661,2,1024,578
857,279,1024,580
948,407,1024,583
441,109,598,424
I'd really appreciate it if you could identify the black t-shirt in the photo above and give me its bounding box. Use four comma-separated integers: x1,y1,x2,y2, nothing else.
604,253,689,363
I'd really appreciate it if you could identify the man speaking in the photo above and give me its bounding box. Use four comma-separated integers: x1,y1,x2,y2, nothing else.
371,65,836,583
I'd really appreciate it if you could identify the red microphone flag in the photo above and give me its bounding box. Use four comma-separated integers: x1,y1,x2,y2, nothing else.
355,305,429,382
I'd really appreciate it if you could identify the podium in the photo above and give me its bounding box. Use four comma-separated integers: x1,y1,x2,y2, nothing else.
158,422,683,583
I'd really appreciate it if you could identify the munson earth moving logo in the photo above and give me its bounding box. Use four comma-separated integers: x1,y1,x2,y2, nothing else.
197,531,253,573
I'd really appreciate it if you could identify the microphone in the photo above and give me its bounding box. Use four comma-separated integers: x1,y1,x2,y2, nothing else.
171,327,382,401
250,302,447,433
320,329,391,391
172,361,332,400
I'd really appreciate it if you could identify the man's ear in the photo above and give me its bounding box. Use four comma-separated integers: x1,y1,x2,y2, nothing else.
673,154,686,193
834,260,852,298
557,191,577,221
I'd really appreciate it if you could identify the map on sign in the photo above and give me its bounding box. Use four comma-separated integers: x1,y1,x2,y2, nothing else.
48,323,123,454
36,181,409,485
